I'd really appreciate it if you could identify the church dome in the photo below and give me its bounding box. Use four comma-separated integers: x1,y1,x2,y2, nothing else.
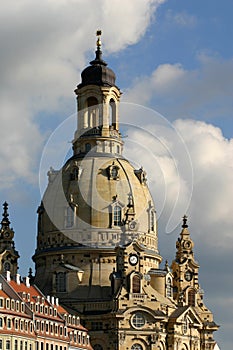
33,31,161,296
39,153,158,252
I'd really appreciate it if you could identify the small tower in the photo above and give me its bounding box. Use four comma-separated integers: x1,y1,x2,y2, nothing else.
172,215,200,305
171,216,219,349
73,30,123,156
0,202,19,276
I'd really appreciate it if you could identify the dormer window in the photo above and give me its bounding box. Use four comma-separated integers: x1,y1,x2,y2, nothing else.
134,167,147,184
107,162,119,180
111,166,118,178
113,205,122,226
110,199,124,227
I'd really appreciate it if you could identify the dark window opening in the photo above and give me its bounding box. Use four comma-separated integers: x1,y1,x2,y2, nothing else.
132,275,140,293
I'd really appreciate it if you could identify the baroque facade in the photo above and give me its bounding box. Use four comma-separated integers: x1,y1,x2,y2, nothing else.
32,32,219,350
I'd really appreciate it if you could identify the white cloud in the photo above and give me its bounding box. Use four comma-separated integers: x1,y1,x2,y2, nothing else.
174,120,233,249
124,55,233,121
121,112,233,252
0,0,165,190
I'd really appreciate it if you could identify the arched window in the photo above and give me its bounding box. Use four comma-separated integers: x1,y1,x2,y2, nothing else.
0,317,3,328
6,340,10,350
109,98,116,129
148,207,156,233
87,97,99,128
65,207,74,228
4,261,11,272
188,289,196,306
150,210,155,231
55,272,66,292
85,143,91,153
7,318,11,329
113,205,122,226
166,277,172,297
132,275,141,293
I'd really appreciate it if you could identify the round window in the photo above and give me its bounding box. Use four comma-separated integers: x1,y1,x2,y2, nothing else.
131,344,143,350
131,313,146,329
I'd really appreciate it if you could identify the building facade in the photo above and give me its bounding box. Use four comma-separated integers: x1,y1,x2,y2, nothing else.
32,32,219,350
0,204,92,350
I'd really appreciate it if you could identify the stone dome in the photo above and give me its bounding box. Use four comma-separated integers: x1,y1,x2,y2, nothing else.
33,32,161,297
39,153,158,253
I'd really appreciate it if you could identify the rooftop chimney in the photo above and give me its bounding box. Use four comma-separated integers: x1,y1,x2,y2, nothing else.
6,271,11,282
16,273,21,285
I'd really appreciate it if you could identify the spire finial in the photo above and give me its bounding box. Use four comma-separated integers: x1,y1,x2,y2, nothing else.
182,214,188,228
164,260,170,271
90,30,107,66
1,202,10,228
96,30,102,50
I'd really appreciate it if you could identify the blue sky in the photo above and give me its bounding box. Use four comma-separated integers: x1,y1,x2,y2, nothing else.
0,1,232,349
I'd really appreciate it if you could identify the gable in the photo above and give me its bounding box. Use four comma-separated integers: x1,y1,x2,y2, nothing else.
169,306,202,327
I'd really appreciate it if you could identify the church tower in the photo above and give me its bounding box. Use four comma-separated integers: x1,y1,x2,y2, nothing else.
171,216,219,348
0,202,19,276
33,32,219,350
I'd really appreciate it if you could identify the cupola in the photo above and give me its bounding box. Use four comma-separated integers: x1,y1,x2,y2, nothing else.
73,30,122,156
